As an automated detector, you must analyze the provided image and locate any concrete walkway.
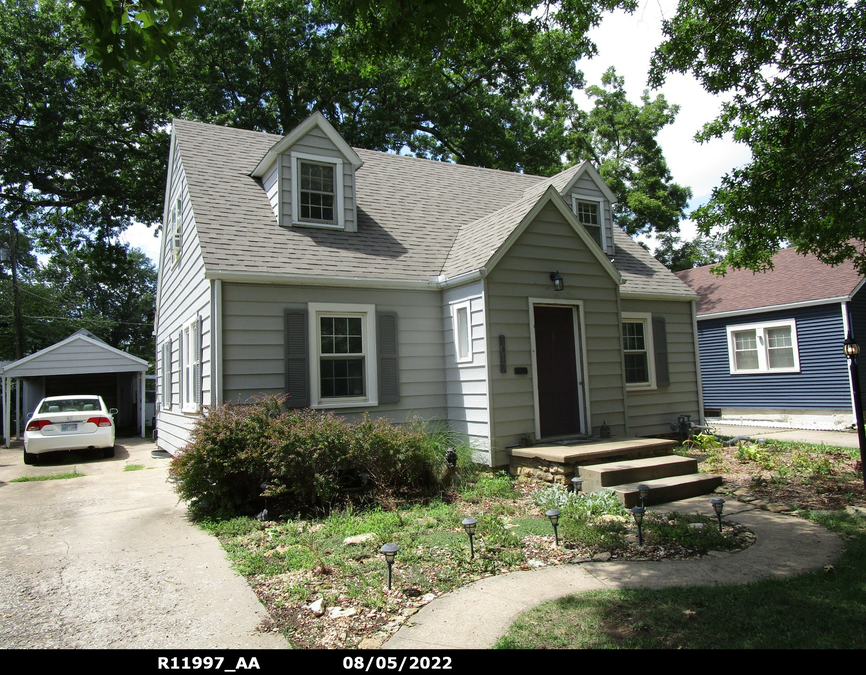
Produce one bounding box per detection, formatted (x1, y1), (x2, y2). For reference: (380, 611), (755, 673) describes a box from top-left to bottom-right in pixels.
(383, 496), (844, 650)
(710, 423), (862, 448)
(0, 437), (288, 649)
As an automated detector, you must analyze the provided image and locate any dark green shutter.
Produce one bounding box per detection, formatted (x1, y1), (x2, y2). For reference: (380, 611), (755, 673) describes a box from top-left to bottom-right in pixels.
(377, 311), (400, 404)
(284, 308), (309, 407)
(653, 315), (670, 388)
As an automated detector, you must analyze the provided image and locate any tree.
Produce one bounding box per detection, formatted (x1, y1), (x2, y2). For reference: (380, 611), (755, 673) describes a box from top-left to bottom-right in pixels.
(566, 67), (692, 237)
(653, 232), (723, 272)
(650, 0), (866, 273)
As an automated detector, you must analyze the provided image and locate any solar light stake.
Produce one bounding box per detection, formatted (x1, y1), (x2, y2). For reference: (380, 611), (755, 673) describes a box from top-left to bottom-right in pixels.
(571, 476), (584, 495)
(462, 517), (478, 559)
(546, 509), (561, 546)
(638, 484), (651, 508)
(631, 506), (645, 546)
(711, 498), (725, 532)
(381, 543), (399, 590)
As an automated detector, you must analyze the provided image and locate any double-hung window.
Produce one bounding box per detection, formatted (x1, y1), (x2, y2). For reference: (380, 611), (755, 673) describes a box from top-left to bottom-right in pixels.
(182, 316), (201, 412)
(309, 303), (377, 407)
(727, 320), (799, 374)
(170, 196), (182, 264)
(622, 313), (656, 389)
(571, 195), (605, 249)
(291, 153), (343, 228)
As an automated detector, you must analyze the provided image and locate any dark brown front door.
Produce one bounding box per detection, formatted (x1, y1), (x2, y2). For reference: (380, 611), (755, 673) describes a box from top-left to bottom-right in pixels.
(534, 305), (581, 437)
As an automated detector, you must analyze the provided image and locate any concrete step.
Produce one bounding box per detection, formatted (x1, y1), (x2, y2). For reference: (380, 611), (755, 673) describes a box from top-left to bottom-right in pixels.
(578, 455), (698, 493)
(611, 473), (724, 508)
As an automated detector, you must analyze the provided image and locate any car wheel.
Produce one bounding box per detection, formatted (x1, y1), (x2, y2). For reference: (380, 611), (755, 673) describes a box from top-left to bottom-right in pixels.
(23, 450), (37, 465)
(103, 446), (116, 458)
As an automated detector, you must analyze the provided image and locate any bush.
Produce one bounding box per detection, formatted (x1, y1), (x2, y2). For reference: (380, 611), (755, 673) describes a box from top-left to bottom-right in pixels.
(169, 397), (451, 518)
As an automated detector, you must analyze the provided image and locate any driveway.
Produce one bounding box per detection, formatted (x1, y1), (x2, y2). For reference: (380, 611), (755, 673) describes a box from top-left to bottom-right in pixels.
(0, 437), (288, 649)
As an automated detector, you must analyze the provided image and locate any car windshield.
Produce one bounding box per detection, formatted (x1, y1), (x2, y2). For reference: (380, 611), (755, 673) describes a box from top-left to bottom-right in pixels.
(38, 398), (101, 414)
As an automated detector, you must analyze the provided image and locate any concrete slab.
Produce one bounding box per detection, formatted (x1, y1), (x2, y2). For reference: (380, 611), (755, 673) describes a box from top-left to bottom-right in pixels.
(0, 437), (288, 649)
(711, 424), (862, 448)
(510, 438), (678, 464)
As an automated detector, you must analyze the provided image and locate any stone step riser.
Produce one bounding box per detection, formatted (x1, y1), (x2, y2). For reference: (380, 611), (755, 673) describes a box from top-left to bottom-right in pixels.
(613, 475), (723, 508)
(579, 456), (699, 493)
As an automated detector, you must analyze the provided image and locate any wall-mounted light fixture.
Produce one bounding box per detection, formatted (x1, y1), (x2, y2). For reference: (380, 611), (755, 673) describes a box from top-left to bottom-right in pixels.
(549, 271), (564, 292)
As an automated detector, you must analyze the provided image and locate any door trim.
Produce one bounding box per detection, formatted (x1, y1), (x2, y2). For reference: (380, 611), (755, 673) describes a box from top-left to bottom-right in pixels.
(528, 298), (591, 440)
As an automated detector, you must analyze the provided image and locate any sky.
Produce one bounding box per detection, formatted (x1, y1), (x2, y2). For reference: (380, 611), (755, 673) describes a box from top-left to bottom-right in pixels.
(121, 0), (753, 266)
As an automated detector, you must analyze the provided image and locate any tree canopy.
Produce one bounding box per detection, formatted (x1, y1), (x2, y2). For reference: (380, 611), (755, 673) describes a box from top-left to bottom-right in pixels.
(650, 0), (866, 273)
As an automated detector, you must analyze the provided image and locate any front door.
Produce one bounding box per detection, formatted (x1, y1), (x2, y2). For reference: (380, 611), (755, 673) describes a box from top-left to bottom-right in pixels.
(534, 305), (582, 438)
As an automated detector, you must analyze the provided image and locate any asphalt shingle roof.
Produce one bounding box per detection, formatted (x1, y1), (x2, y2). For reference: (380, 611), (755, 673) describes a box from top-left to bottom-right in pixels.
(173, 118), (695, 297)
(675, 248), (864, 316)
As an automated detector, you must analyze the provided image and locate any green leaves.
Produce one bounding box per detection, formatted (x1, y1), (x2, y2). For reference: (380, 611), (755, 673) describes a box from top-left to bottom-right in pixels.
(651, 0), (866, 273)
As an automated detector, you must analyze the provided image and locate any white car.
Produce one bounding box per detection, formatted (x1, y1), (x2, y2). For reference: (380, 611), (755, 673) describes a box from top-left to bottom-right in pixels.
(24, 395), (117, 465)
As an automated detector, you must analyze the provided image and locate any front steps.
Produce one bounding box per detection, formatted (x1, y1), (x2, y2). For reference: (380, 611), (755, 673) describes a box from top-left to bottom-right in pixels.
(509, 437), (722, 507)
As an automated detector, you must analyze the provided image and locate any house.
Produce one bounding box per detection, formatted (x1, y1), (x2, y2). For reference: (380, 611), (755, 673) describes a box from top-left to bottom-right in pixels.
(676, 249), (866, 429)
(2, 329), (149, 446)
(154, 112), (702, 467)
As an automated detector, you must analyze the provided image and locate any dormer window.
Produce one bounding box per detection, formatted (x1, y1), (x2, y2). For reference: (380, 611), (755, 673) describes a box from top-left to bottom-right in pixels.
(300, 161), (336, 224)
(573, 198), (603, 249)
(291, 152), (344, 228)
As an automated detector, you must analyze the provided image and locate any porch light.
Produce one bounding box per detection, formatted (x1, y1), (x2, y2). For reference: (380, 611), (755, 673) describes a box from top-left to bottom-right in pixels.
(549, 271), (564, 292)
(631, 506), (645, 546)
(546, 509), (561, 546)
(571, 476), (584, 495)
(462, 517), (478, 559)
(381, 543), (399, 590)
(711, 498), (725, 532)
(638, 484), (651, 507)
(843, 330), (866, 489)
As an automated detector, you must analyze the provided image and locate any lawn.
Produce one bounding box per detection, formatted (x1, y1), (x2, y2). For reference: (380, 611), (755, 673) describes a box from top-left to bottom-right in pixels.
(198, 434), (864, 649)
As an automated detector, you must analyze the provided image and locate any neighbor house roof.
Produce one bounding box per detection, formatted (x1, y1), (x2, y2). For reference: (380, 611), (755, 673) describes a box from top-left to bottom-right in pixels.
(172, 119), (696, 298)
(675, 248), (865, 317)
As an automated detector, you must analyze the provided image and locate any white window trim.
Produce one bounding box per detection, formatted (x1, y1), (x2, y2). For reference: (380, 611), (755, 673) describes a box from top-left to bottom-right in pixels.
(622, 312), (656, 390)
(291, 151), (344, 229)
(182, 316), (200, 413)
(571, 192), (607, 252)
(308, 303), (378, 408)
(452, 300), (473, 364)
(726, 319), (801, 374)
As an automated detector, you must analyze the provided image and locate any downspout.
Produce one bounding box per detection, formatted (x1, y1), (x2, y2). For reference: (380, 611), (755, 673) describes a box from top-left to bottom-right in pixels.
(692, 299), (706, 424)
(212, 279), (223, 407)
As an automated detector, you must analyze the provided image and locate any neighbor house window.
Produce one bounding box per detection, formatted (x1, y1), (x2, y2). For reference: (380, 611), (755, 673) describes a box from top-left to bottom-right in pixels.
(453, 301), (472, 363)
(622, 313), (656, 389)
(571, 195), (605, 249)
(291, 154), (343, 228)
(309, 303), (377, 407)
(726, 320), (800, 374)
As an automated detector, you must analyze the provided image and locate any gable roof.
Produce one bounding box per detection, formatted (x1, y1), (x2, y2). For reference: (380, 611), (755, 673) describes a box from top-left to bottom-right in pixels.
(2, 332), (148, 378)
(171, 118), (695, 298)
(675, 248), (865, 317)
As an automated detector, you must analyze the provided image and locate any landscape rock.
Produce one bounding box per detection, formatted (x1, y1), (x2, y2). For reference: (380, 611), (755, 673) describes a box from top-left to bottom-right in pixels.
(343, 533), (377, 546)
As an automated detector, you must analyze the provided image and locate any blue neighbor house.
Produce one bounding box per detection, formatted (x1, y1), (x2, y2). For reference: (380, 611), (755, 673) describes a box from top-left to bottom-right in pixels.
(676, 248), (866, 430)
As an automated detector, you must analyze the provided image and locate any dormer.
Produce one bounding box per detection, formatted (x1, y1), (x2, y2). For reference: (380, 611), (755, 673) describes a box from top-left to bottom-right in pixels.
(251, 111), (364, 232)
(559, 162), (617, 257)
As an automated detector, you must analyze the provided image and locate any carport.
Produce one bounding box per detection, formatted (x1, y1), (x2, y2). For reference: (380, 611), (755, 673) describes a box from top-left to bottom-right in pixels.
(2, 329), (149, 447)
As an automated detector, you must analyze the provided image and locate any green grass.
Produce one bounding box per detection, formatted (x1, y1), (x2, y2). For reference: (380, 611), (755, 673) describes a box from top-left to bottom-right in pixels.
(124, 464), (145, 472)
(494, 511), (866, 649)
(10, 469), (84, 482)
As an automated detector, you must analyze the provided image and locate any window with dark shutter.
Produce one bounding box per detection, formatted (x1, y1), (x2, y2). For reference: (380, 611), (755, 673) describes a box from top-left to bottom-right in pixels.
(377, 312), (399, 404)
(284, 308), (310, 407)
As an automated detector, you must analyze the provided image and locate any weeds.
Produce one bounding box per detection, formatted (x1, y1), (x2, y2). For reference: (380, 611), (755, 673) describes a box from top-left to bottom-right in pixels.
(10, 469), (84, 482)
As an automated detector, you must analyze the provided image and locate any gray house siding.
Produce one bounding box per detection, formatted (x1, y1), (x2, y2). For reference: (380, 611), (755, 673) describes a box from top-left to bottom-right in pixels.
(155, 138), (213, 454)
(443, 280), (490, 454)
(221, 282), (446, 422)
(699, 303), (851, 410)
(485, 201), (624, 466)
(620, 298), (701, 435)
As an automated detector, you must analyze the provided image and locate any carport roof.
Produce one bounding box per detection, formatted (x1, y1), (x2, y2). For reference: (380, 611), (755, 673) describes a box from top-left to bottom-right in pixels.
(1, 331), (148, 378)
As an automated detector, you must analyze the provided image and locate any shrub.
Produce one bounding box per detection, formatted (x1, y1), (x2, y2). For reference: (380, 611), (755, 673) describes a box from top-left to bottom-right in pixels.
(169, 397), (451, 518)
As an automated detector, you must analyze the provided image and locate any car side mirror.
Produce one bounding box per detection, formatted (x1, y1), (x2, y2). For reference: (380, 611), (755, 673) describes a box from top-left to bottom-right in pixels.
(109, 408), (118, 415)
